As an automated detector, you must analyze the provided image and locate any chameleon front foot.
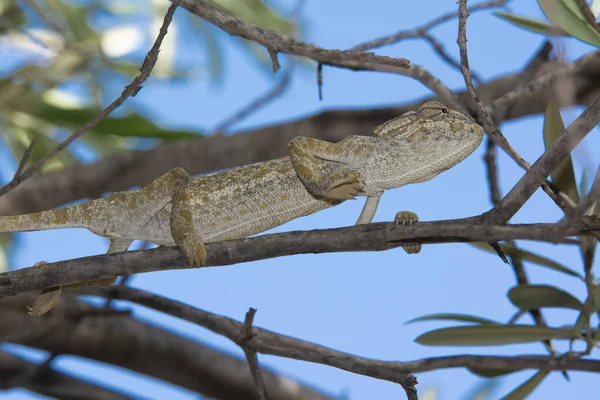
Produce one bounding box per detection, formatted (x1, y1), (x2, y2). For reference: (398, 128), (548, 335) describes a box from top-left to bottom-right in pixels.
(394, 211), (422, 254)
(326, 170), (367, 200)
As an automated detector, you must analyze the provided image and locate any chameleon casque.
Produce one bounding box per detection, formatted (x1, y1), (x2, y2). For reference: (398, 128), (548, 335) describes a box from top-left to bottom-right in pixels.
(0, 101), (484, 316)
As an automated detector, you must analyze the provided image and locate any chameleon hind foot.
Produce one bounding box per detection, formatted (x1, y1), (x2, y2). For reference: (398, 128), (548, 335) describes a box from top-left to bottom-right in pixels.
(168, 168), (207, 266)
(394, 211), (422, 254)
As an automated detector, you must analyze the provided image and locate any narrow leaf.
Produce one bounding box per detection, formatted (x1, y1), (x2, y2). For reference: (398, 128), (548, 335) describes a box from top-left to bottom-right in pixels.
(470, 242), (582, 279)
(406, 313), (498, 325)
(543, 100), (580, 202)
(32, 104), (202, 140)
(468, 367), (519, 378)
(501, 370), (550, 400)
(416, 325), (577, 346)
(495, 12), (566, 35)
(539, 0), (600, 46)
(509, 284), (585, 311)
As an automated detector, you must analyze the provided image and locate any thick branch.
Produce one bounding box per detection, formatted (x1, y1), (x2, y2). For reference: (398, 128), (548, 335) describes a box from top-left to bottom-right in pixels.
(0, 294), (334, 400)
(0, 350), (135, 400)
(1, 217), (599, 298)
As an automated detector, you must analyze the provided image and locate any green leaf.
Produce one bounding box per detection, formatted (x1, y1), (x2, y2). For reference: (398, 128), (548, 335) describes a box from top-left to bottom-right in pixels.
(495, 12), (566, 35)
(500, 370), (550, 400)
(543, 100), (580, 202)
(32, 104), (202, 140)
(508, 284), (585, 311)
(416, 325), (577, 346)
(538, 0), (600, 46)
(209, 0), (294, 33)
(470, 242), (583, 279)
(468, 367), (519, 378)
(406, 313), (498, 325)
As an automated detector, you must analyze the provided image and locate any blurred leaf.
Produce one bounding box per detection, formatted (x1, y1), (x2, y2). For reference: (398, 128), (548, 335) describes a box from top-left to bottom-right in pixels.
(538, 0), (600, 46)
(210, 0), (294, 33)
(416, 325), (577, 346)
(470, 242), (583, 279)
(32, 104), (202, 140)
(543, 100), (580, 202)
(495, 12), (566, 35)
(508, 284), (585, 311)
(0, 0), (25, 34)
(593, 0), (600, 17)
(5, 121), (78, 170)
(407, 313), (498, 325)
(500, 370), (550, 400)
(188, 15), (224, 80)
(0, 233), (12, 273)
(463, 379), (501, 400)
(468, 367), (520, 378)
(46, 0), (97, 41)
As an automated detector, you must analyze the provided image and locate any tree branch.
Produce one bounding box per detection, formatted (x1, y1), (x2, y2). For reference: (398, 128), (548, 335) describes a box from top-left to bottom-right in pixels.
(73, 286), (600, 382)
(488, 96), (600, 223)
(0, 294), (334, 400)
(1, 217), (599, 299)
(0, 350), (135, 400)
(178, 0), (409, 71)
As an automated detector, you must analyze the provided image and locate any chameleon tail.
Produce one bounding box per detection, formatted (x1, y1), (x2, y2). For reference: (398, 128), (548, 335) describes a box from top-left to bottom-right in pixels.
(0, 202), (95, 233)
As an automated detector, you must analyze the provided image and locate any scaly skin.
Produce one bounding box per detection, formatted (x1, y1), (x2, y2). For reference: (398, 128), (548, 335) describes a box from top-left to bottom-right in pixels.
(0, 101), (484, 315)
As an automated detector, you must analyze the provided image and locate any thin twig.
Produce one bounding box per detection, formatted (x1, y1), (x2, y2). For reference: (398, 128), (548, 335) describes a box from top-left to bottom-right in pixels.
(352, 0), (510, 51)
(422, 32), (482, 84)
(179, 0), (409, 71)
(557, 167), (600, 233)
(237, 308), (267, 400)
(21, 0), (67, 35)
(488, 97), (600, 223)
(212, 0), (305, 134)
(457, 0), (574, 216)
(12, 137), (38, 180)
(0, 1), (181, 196)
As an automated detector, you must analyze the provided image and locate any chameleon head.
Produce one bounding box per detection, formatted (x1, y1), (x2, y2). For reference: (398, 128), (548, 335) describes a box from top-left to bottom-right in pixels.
(372, 100), (485, 186)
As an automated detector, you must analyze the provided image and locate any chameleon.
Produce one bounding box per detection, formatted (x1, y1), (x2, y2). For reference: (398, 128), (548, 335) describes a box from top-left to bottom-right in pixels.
(0, 101), (484, 316)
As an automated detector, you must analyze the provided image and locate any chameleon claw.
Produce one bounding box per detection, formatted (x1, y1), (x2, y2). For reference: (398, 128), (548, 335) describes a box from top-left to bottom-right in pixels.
(394, 211), (422, 254)
(27, 285), (61, 317)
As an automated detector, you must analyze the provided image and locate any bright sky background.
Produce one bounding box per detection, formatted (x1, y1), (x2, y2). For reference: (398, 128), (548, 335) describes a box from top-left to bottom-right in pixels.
(1, 0), (600, 399)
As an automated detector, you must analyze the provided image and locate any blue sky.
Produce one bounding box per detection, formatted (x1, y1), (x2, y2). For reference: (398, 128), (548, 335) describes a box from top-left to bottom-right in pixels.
(1, 0), (600, 399)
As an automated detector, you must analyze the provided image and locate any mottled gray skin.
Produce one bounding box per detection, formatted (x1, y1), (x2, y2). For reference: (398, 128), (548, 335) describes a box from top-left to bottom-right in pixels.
(0, 101), (484, 315)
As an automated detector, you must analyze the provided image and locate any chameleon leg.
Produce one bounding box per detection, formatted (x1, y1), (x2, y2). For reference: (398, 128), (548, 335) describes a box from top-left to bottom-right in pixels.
(355, 195), (382, 225)
(27, 238), (133, 316)
(394, 211), (422, 254)
(167, 168), (206, 266)
(288, 136), (372, 200)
